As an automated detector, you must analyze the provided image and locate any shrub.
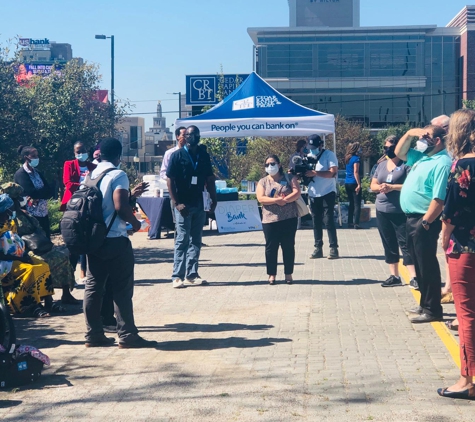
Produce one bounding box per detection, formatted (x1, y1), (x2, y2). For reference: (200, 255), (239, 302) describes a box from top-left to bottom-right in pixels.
(47, 200), (62, 234)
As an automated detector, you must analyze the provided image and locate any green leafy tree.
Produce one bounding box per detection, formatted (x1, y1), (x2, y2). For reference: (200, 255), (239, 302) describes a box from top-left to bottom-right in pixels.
(0, 43), (130, 186)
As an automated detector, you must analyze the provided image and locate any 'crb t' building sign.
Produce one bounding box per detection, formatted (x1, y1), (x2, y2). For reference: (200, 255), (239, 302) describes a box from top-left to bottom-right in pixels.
(186, 74), (249, 106)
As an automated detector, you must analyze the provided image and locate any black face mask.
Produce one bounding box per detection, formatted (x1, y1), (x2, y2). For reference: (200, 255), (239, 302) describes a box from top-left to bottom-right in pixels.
(384, 146), (396, 159)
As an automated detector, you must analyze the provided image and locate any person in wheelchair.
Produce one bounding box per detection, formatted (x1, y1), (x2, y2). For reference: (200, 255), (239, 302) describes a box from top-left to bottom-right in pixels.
(0, 194), (54, 318)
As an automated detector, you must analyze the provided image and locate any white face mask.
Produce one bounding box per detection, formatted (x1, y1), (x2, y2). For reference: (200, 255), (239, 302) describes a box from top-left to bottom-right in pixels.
(19, 197), (27, 207)
(265, 164), (280, 176)
(416, 139), (429, 153)
(76, 153), (89, 162)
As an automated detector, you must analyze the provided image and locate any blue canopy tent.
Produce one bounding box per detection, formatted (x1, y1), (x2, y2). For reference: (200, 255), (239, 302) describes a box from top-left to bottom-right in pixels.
(175, 72), (336, 150)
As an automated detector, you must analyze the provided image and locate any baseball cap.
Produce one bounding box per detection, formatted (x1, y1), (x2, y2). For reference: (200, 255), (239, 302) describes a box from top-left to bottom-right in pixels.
(307, 134), (322, 148)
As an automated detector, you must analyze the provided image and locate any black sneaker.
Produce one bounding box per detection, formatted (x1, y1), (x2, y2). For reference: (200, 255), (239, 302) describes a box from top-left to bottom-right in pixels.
(310, 248), (323, 259)
(118, 336), (158, 349)
(381, 275), (403, 287)
(327, 248), (339, 259)
(85, 336), (116, 348)
(409, 278), (419, 290)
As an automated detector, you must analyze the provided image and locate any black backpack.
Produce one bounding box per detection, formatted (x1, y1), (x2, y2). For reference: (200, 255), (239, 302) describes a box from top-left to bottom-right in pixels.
(60, 168), (117, 255)
(0, 348), (45, 388)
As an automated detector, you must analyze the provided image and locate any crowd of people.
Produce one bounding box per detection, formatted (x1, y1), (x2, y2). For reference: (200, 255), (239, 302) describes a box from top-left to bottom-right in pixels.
(0, 112), (474, 399)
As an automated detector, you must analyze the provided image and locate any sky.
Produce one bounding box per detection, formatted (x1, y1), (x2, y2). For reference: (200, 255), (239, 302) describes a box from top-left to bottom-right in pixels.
(0, 0), (472, 130)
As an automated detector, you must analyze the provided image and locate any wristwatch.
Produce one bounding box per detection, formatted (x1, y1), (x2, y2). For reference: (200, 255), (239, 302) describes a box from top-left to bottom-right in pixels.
(422, 219), (429, 228)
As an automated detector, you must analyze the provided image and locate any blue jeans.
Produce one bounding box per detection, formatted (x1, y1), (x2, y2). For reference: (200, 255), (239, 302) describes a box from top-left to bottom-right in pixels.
(172, 206), (206, 280)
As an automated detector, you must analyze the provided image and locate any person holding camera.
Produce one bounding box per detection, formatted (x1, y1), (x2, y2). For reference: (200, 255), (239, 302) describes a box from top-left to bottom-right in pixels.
(305, 135), (339, 260)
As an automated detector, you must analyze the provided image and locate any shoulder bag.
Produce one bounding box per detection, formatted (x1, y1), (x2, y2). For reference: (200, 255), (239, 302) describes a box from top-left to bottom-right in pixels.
(285, 174), (309, 218)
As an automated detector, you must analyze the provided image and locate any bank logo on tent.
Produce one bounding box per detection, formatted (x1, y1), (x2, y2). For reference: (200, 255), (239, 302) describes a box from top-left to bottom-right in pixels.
(256, 96), (281, 108)
(232, 96), (255, 111)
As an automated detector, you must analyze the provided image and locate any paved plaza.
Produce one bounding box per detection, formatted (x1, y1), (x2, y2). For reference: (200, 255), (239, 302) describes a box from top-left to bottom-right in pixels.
(0, 216), (472, 421)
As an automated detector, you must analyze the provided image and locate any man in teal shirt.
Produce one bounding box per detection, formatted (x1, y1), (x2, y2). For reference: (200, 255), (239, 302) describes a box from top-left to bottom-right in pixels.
(396, 125), (451, 323)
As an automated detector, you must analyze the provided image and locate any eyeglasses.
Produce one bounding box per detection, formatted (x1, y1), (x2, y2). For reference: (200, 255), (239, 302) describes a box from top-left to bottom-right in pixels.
(265, 163), (277, 167)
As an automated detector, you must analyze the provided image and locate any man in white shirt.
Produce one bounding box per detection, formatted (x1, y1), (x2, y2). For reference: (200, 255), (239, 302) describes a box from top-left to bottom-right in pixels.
(160, 127), (186, 180)
(84, 138), (157, 349)
(305, 134), (340, 260)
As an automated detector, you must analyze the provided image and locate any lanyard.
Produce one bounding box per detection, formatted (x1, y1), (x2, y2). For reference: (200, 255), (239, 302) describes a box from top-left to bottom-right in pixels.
(184, 146), (199, 171)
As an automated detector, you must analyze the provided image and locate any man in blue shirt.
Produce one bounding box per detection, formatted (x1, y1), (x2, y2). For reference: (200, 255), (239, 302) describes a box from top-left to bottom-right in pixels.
(396, 125), (452, 323)
(167, 126), (217, 288)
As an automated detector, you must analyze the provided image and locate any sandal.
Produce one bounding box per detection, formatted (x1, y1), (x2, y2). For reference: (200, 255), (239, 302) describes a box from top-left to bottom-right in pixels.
(268, 277), (276, 285)
(31, 305), (51, 318)
(441, 292), (454, 304)
(445, 320), (459, 331)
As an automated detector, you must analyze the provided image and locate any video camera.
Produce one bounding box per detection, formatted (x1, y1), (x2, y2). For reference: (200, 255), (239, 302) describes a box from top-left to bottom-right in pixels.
(290, 155), (319, 186)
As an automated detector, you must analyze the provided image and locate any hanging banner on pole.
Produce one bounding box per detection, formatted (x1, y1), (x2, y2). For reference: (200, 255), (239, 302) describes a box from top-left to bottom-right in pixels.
(214, 200), (262, 233)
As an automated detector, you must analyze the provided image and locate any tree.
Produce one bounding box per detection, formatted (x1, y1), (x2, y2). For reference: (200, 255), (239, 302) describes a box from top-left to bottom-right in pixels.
(0, 44), (129, 185)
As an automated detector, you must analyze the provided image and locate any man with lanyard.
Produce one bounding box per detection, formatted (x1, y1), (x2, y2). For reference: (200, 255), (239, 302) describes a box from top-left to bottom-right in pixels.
(305, 134), (340, 260)
(396, 125), (452, 323)
(160, 126), (186, 225)
(166, 125), (217, 289)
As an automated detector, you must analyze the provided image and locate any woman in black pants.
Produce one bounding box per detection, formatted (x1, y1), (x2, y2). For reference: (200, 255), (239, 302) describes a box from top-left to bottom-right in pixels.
(256, 155), (301, 285)
(14, 145), (53, 239)
(344, 142), (362, 229)
(370, 135), (417, 287)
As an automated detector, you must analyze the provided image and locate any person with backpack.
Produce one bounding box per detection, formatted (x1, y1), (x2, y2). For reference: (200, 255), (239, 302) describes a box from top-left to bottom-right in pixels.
(75, 138), (157, 348)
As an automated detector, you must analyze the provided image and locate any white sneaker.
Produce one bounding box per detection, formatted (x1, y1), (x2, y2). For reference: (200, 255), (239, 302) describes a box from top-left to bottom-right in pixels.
(172, 278), (185, 289)
(185, 277), (208, 286)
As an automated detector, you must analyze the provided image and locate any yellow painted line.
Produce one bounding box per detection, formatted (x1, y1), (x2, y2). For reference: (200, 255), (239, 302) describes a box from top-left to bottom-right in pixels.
(398, 261), (461, 368)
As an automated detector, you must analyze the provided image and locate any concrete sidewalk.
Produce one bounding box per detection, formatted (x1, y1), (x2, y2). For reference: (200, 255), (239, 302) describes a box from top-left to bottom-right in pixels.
(0, 222), (471, 421)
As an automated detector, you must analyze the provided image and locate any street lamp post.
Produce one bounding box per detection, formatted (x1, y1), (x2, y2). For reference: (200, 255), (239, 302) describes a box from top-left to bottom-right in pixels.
(95, 34), (115, 135)
(168, 91), (182, 119)
(133, 154), (140, 177)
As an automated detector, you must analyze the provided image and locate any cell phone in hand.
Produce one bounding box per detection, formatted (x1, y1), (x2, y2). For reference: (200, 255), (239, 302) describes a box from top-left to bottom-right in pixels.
(270, 188), (276, 197)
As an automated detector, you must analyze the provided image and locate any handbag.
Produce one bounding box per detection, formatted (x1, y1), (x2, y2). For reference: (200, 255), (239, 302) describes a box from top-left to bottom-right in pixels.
(295, 196), (309, 218)
(22, 230), (53, 255)
(285, 174), (309, 218)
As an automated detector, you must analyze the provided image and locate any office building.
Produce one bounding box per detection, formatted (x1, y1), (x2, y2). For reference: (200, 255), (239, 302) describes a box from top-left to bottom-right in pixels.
(288, 0), (360, 28)
(248, 4), (475, 127)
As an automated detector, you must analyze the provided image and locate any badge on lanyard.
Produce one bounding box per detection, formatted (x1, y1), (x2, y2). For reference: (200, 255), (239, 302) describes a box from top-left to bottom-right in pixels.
(386, 174), (393, 183)
(191, 176), (198, 185)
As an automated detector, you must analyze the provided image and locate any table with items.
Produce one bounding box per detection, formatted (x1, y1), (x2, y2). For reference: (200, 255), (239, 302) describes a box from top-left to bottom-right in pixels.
(136, 197), (174, 239)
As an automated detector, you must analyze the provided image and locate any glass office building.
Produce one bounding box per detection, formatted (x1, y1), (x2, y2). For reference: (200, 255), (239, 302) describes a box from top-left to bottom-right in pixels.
(248, 6), (475, 127)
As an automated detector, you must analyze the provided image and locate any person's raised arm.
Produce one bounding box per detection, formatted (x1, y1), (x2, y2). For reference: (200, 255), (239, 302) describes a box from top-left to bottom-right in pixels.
(395, 128), (428, 161)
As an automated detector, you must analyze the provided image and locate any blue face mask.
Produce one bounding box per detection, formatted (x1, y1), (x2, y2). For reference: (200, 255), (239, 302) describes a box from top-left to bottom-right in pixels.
(9, 211), (16, 221)
(29, 158), (39, 167)
(76, 153), (89, 162)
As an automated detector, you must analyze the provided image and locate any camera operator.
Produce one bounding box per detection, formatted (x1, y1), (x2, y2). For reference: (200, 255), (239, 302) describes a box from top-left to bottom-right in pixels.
(305, 135), (340, 260)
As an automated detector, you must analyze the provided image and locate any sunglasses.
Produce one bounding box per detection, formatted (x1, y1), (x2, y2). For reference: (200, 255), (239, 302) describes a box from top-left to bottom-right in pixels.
(265, 162), (278, 167)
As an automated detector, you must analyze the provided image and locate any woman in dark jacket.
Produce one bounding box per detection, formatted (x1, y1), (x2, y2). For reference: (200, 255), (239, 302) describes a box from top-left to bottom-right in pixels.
(14, 145), (53, 239)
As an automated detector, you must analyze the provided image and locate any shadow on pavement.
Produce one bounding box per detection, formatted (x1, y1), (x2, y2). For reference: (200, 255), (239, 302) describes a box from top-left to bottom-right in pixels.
(343, 255), (385, 261)
(134, 248), (174, 265)
(0, 401), (22, 409)
(208, 278), (380, 286)
(138, 323), (274, 333)
(13, 322), (85, 349)
(134, 278), (170, 286)
(17, 373), (73, 391)
(200, 262), (303, 268)
(155, 336), (291, 351)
